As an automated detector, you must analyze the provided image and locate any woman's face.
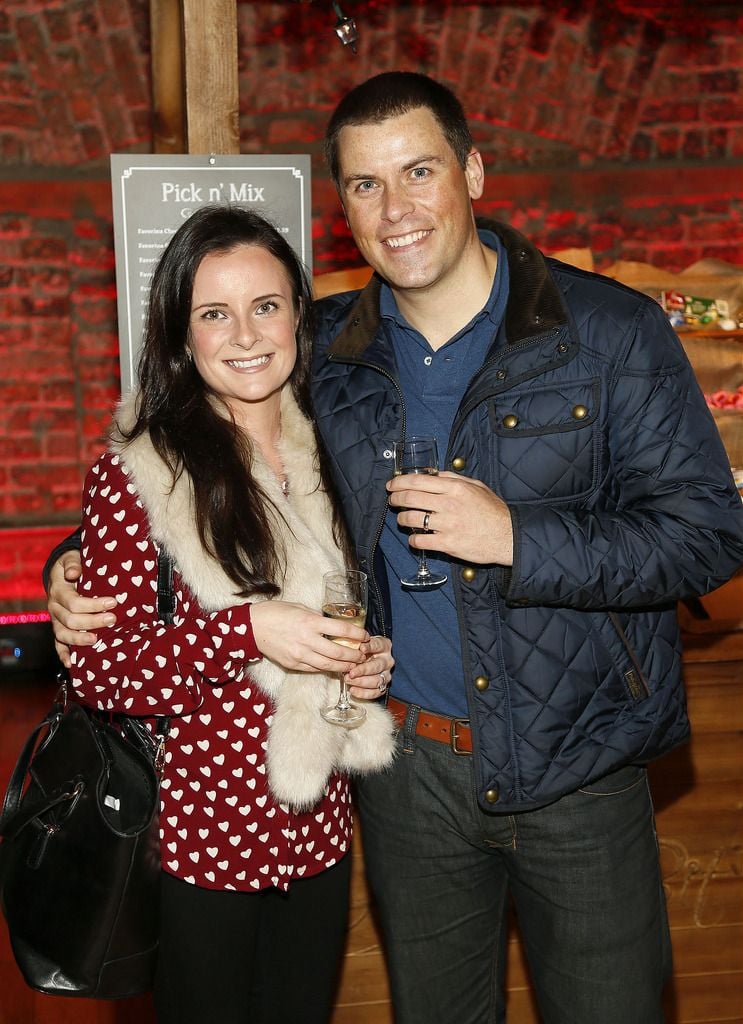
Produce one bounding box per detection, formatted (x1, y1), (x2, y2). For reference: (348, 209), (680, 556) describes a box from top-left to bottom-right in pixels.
(188, 243), (299, 427)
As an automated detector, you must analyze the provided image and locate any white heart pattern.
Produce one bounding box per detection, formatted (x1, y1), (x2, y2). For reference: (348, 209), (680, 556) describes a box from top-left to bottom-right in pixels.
(72, 449), (352, 894)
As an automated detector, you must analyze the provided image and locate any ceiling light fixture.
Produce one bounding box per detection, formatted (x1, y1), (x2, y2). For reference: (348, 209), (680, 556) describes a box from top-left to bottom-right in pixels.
(332, 2), (358, 52)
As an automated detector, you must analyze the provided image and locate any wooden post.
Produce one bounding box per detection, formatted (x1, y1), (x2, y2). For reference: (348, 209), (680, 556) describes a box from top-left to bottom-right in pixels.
(150, 0), (185, 154)
(150, 0), (239, 156)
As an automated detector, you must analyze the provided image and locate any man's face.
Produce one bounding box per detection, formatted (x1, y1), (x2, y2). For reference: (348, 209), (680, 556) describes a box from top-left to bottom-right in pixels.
(336, 106), (484, 296)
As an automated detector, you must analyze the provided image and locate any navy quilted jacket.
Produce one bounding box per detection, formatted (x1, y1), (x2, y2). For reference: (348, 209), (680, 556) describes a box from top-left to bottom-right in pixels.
(312, 221), (743, 813)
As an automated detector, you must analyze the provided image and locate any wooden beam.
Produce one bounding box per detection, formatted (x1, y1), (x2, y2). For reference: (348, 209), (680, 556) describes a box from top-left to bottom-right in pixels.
(182, 0), (240, 155)
(150, 0), (186, 154)
(150, 0), (239, 156)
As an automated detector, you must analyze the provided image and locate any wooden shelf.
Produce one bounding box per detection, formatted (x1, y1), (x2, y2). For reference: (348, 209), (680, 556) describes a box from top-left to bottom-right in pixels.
(674, 328), (743, 466)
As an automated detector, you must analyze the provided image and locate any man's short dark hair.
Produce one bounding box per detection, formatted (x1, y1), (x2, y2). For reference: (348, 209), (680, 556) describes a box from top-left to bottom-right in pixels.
(324, 71), (474, 187)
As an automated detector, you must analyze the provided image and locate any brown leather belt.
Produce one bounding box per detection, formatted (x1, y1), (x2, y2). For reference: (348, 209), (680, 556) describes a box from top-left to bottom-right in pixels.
(387, 696), (472, 755)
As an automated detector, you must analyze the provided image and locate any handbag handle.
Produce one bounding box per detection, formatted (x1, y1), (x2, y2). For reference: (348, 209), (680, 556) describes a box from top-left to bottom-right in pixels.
(1, 550), (175, 834)
(0, 690), (65, 832)
(1, 778), (84, 842)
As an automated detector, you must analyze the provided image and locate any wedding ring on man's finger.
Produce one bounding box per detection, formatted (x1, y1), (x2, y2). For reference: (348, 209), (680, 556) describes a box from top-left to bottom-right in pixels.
(378, 673), (387, 692)
(422, 512), (431, 531)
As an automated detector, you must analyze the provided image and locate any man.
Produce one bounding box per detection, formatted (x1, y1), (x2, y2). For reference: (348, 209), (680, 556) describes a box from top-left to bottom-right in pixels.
(47, 73), (743, 1023)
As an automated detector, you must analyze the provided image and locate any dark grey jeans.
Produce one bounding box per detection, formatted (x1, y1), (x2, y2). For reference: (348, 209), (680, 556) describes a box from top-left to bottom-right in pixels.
(356, 718), (671, 1024)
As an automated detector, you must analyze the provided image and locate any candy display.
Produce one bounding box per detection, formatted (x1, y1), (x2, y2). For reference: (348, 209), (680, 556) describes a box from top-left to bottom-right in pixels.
(658, 290), (732, 327)
(706, 386), (743, 411)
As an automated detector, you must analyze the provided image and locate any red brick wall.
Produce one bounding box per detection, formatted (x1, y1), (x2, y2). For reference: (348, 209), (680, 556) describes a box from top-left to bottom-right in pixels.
(1, 0), (742, 606)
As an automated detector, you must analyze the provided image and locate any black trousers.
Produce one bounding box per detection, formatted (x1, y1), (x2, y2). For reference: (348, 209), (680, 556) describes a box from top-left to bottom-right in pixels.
(154, 855), (351, 1024)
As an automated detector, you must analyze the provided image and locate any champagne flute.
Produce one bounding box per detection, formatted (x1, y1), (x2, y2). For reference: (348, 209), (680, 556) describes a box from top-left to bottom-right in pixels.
(320, 569), (368, 727)
(393, 436), (448, 589)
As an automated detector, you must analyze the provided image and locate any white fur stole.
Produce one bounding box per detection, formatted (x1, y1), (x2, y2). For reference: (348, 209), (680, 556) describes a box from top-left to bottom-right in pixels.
(111, 387), (396, 810)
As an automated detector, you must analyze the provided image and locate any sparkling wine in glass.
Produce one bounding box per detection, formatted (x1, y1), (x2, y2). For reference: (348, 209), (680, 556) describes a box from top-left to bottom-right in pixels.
(393, 436), (448, 590)
(320, 570), (368, 727)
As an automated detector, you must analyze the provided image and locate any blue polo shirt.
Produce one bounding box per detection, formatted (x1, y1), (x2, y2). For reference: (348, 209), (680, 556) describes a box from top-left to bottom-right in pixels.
(379, 230), (509, 717)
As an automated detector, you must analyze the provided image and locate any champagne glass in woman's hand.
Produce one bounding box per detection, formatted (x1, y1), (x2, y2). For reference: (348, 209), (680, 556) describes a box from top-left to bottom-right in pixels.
(393, 437), (448, 589)
(320, 570), (368, 727)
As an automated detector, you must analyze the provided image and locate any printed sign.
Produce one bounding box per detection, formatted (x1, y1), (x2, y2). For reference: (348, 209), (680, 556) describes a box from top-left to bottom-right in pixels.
(111, 154), (312, 393)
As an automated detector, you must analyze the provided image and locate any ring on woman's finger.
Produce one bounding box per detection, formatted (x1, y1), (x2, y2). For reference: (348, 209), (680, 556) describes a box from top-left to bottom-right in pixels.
(422, 511), (431, 531)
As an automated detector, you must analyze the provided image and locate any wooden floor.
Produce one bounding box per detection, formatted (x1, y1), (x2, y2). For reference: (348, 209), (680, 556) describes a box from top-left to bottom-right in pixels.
(1, 593), (742, 1023)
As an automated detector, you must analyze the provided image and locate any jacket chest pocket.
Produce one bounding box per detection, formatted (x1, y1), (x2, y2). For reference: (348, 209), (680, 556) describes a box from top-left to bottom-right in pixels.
(488, 379), (601, 503)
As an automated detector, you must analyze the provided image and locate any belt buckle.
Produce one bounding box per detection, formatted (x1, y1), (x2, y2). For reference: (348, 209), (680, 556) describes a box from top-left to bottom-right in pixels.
(450, 718), (470, 756)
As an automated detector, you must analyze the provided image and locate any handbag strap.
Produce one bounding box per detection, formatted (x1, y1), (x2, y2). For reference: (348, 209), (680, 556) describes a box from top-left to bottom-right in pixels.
(1, 777), (84, 841)
(0, 685), (66, 831)
(154, 550), (174, 760)
(157, 550), (175, 624)
(1, 554), (175, 833)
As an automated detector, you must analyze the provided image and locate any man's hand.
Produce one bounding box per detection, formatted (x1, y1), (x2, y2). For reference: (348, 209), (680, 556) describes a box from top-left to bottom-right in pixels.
(387, 470), (514, 566)
(48, 550), (118, 666)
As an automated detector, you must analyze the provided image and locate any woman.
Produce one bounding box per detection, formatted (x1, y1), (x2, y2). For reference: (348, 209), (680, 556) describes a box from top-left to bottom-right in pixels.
(69, 206), (396, 1024)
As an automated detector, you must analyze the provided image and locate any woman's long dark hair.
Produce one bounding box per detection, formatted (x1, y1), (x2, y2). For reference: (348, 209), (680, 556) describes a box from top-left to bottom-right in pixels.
(122, 204), (348, 597)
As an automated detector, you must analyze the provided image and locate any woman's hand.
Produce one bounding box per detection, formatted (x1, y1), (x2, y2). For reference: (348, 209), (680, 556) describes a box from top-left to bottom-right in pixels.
(345, 635), (394, 700)
(48, 551), (118, 666)
(250, 600), (369, 675)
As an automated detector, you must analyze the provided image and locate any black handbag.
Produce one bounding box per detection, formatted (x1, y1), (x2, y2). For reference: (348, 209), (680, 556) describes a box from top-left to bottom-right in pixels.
(0, 553), (175, 999)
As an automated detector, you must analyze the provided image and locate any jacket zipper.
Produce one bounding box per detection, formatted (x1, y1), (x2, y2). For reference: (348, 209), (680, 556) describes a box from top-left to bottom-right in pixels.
(453, 327), (565, 428)
(327, 353), (407, 638)
(607, 611), (651, 700)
